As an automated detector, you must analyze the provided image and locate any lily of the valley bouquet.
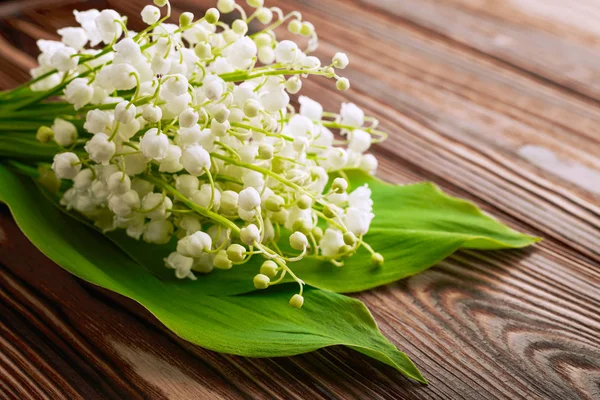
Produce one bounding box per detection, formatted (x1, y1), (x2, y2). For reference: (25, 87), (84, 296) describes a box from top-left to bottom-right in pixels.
(0, 0), (538, 383)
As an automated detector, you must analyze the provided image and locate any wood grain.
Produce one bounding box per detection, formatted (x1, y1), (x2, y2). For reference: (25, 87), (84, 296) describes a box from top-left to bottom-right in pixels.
(0, 0), (599, 399)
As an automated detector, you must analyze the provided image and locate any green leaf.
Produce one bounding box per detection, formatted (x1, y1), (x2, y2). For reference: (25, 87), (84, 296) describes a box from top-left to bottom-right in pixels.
(0, 165), (426, 383)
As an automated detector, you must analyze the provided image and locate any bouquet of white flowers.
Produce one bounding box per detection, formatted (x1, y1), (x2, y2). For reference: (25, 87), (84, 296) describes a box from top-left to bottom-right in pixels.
(0, 0), (538, 383)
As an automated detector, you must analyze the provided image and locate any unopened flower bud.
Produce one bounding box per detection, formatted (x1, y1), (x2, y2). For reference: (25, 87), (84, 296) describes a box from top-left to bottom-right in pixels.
(254, 33), (271, 47)
(371, 252), (384, 267)
(213, 249), (232, 269)
(253, 273), (270, 289)
(343, 231), (357, 245)
(232, 20), (247, 35)
(289, 294), (304, 308)
(292, 219), (311, 235)
(239, 187), (261, 211)
(204, 8), (220, 24)
(256, 7), (273, 24)
(300, 22), (314, 36)
(255, 143), (273, 160)
(220, 190), (238, 212)
(296, 194), (312, 210)
(36, 126), (54, 143)
(290, 231), (308, 250)
(260, 260), (278, 278)
(332, 177), (348, 193)
(240, 224), (260, 245)
(243, 99), (261, 118)
(179, 11), (194, 27)
(217, 0), (235, 13)
(154, 0), (168, 6)
(332, 52), (349, 69)
(227, 243), (246, 262)
(285, 76), (302, 94)
(247, 0), (263, 7)
(323, 205), (337, 218)
(312, 226), (323, 241)
(288, 19), (302, 34)
(336, 77), (350, 91)
(258, 46), (275, 64)
(194, 42), (212, 59)
(265, 195), (284, 212)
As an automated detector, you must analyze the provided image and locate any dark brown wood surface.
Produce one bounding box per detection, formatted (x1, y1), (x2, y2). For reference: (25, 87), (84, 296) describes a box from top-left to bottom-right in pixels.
(1, 0), (599, 399)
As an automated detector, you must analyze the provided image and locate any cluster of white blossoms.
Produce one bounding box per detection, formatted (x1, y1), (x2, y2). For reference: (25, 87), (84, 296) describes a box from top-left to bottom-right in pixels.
(37, 0), (388, 307)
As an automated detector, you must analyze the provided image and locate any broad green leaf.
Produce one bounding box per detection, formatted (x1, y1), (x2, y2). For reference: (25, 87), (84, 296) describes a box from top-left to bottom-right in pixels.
(0, 165), (426, 383)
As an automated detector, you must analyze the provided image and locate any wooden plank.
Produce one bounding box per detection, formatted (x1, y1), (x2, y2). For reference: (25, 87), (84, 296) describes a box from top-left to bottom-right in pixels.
(0, 0), (599, 399)
(359, 0), (600, 102)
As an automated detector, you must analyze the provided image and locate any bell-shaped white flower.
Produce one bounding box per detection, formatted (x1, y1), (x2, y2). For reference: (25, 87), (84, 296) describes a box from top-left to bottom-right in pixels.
(107, 171), (131, 195)
(165, 252), (195, 279)
(64, 78), (93, 110)
(290, 231), (309, 250)
(72, 168), (94, 191)
(274, 40), (299, 64)
(51, 47), (77, 72)
(175, 174), (199, 197)
(348, 129), (371, 153)
(95, 9), (123, 44)
(108, 189), (140, 217)
(332, 52), (349, 69)
(141, 5), (161, 25)
(52, 152), (81, 179)
(84, 109), (112, 134)
(179, 108), (199, 128)
(359, 154), (378, 174)
(299, 96), (323, 121)
(340, 102), (364, 127)
(240, 224), (260, 245)
(177, 231), (212, 257)
(141, 192), (173, 220)
(84, 133), (115, 164)
(140, 128), (170, 161)
(52, 118), (78, 147)
(142, 104), (163, 123)
(143, 220), (173, 244)
(159, 144), (184, 173)
(238, 187), (261, 211)
(181, 144), (211, 176)
(191, 184), (221, 210)
(165, 74), (189, 96)
(114, 101), (136, 124)
(114, 37), (142, 64)
(57, 27), (88, 50)
(320, 228), (344, 257)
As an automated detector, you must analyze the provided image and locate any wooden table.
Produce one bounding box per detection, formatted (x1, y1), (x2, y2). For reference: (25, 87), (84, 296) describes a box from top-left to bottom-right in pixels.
(1, 0), (599, 398)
